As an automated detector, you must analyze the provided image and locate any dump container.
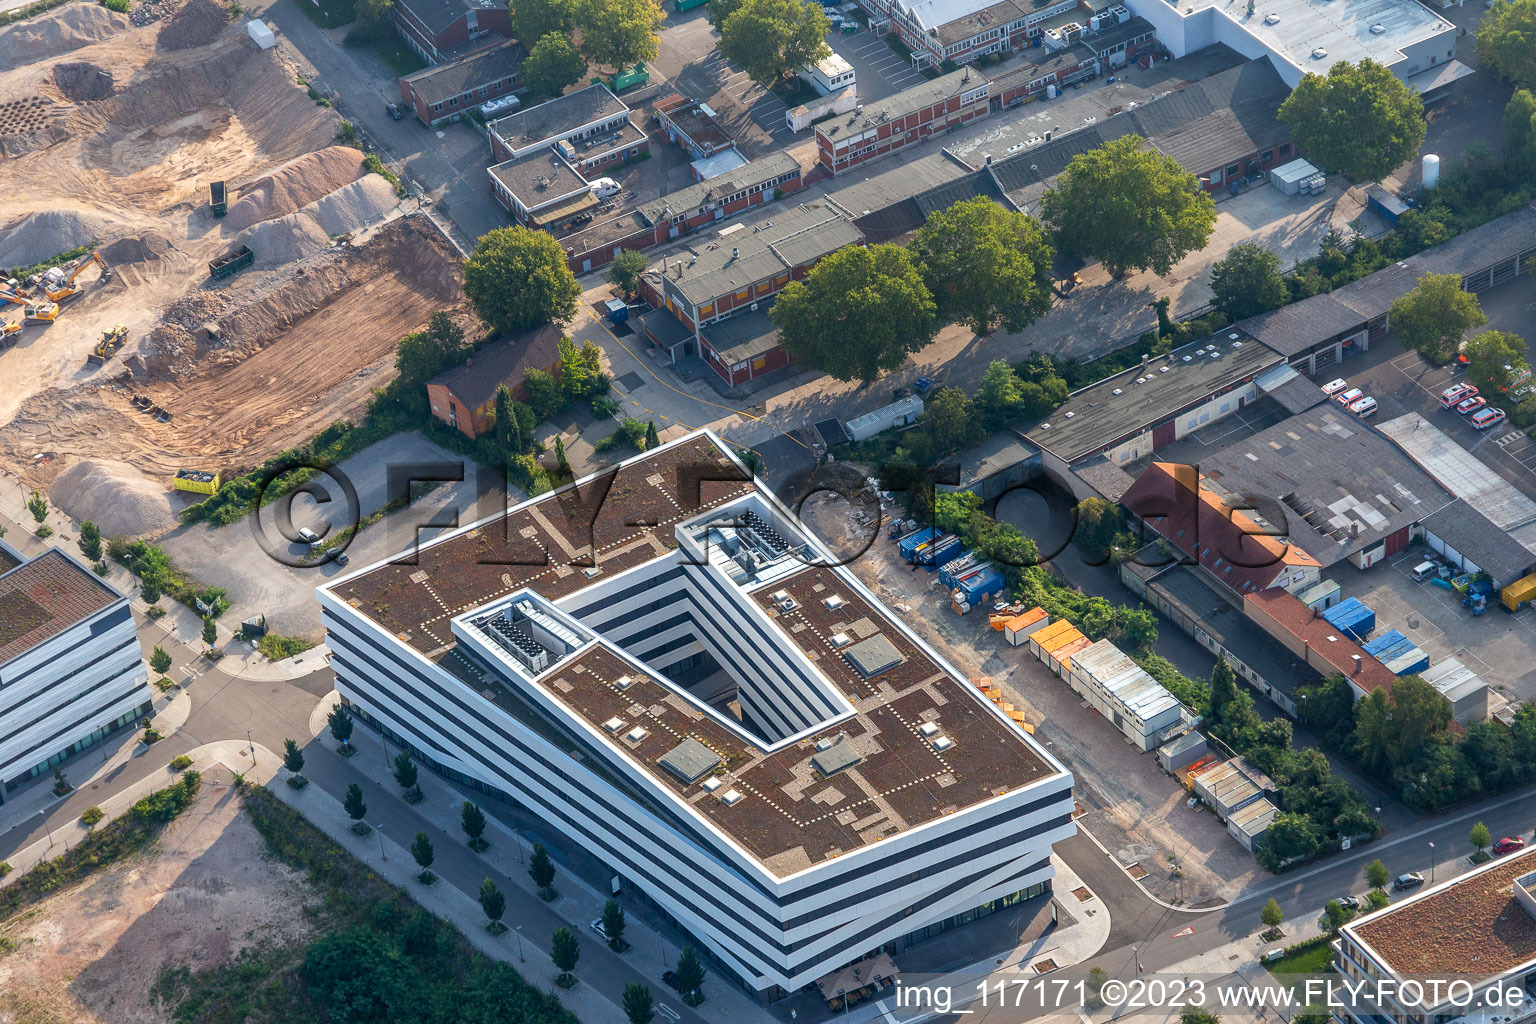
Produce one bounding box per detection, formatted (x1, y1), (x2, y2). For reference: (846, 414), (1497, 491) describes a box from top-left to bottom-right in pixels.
(210, 180), (227, 217)
(1503, 572), (1536, 612)
(172, 468), (221, 495)
(209, 245), (254, 279)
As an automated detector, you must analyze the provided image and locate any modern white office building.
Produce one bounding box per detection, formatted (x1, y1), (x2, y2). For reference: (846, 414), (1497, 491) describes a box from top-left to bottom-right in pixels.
(0, 543), (152, 802)
(1336, 845), (1536, 1024)
(319, 430), (1075, 998)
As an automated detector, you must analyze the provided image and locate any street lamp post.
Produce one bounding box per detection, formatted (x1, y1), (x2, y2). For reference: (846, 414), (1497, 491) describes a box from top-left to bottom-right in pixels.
(247, 729), (256, 768)
(38, 809), (55, 849)
(1132, 945), (1142, 975)
(1429, 841), (1436, 883)
(515, 924), (525, 963)
(375, 823), (387, 861)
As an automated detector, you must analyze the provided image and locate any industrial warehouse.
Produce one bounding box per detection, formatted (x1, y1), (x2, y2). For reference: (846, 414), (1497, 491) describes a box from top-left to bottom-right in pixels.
(318, 431), (1075, 997)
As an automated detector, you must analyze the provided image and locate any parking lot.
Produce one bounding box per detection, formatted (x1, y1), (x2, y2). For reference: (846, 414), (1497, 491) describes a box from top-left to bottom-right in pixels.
(832, 29), (927, 100)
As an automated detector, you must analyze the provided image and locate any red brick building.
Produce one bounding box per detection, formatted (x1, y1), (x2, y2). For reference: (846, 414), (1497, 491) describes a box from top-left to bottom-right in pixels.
(426, 325), (564, 439)
(399, 38), (526, 126)
(391, 0), (510, 64)
(815, 67), (991, 175)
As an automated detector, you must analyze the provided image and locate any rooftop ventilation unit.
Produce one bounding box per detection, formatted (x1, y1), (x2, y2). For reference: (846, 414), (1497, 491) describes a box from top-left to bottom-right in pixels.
(932, 735), (954, 751)
(918, 721), (940, 737)
(1369, 23), (1385, 32)
(1063, 411), (1075, 418)
(815, 737), (835, 751)
(625, 726), (649, 743)
(1228, 333), (1240, 340)
(824, 595), (845, 610)
(701, 775), (723, 791)
(719, 789), (744, 805)
(831, 632), (852, 649)
(603, 717), (625, 732)
(1264, 12), (1279, 22)
(615, 675), (633, 690)
(1112, 388), (1123, 396)
(1183, 355), (1193, 362)
(1159, 366), (1169, 373)
(1312, 47), (1327, 58)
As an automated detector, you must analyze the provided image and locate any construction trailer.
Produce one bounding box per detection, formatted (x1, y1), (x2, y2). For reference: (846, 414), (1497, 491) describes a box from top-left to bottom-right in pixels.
(1384, 646), (1430, 677)
(952, 563), (1006, 607)
(1064, 638), (1181, 751)
(1361, 630), (1407, 657)
(1003, 607), (1049, 647)
(1421, 658), (1491, 725)
(939, 552), (979, 586)
(897, 526), (940, 561)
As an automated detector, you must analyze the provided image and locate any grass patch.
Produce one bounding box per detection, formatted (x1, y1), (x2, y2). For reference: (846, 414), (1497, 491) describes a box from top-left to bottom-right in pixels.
(257, 633), (315, 661)
(292, 0), (356, 29)
(108, 537), (229, 618)
(152, 787), (578, 1024)
(372, 35), (427, 76)
(1267, 939), (1336, 991)
(0, 774), (200, 923)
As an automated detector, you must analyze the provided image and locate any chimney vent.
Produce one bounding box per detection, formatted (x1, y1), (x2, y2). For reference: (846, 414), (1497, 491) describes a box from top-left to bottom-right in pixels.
(731, 247), (739, 259)
(1351, 654), (1362, 674)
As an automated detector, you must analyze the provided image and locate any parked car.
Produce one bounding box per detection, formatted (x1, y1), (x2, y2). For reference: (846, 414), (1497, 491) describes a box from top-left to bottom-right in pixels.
(1394, 872), (1425, 891)
(590, 917), (611, 941)
(1440, 382), (1473, 407)
(1472, 407), (1508, 430)
(334, 550), (350, 567)
(1457, 394), (1487, 414)
(589, 177), (622, 199)
(1335, 894), (1361, 910)
(1321, 377), (1350, 397)
(1495, 836), (1527, 855)
(1334, 387), (1364, 407)
(1348, 396), (1378, 418)
(296, 527), (321, 547)
(662, 970), (684, 992)
(386, 101), (405, 120)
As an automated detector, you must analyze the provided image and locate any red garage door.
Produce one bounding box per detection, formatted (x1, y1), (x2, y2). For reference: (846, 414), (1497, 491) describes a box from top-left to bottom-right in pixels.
(1384, 526), (1410, 557)
(1152, 420), (1176, 449)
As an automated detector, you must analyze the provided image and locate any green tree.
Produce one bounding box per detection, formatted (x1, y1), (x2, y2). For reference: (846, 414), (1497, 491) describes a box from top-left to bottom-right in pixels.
(1476, 0), (1536, 90)
(328, 704), (355, 752)
(974, 360), (1027, 430)
(395, 311), (468, 396)
(623, 982), (655, 1024)
(1365, 889), (1390, 910)
(495, 384), (524, 459)
(1365, 858), (1389, 891)
(557, 335), (607, 400)
(201, 616), (218, 648)
(523, 367), (565, 422)
(718, 0), (830, 86)
(644, 420), (660, 449)
(78, 520), (103, 562)
(140, 575), (161, 606)
(554, 435), (571, 477)
(550, 926), (580, 985)
(1074, 497), (1126, 560)
(1388, 272), (1488, 363)
(1471, 820), (1492, 856)
(349, 0), (394, 41)
(479, 877), (506, 927)
(609, 248), (650, 298)
(1389, 675), (1455, 764)
(1208, 656), (1239, 731)
(1086, 966), (1109, 1009)
(462, 801), (488, 849)
(26, 489), (46, 524)
(706, 0), (742, 23)
(529, 842), (558, 897)
(675, 944), (706, 1004)
(343, 782), (368, 824)
(1353, 689), (1394, 775)
(1259, 812), (1321, 871)
(522, 31), (588, 99)
(911, 197), (1055, 334)
(392, 751), (420, 797)
(1278, 59), (1426, 181)
(301, 928), (404, 1023)
(150, 645), (173, 675)
(1505, 90), (1536, 171)
(601, 898), (626, 948)
(464, 227), (582, 334)
(512, 0), (577, 45)
(1180, 1011), (1221, 1024)
(1260, 897), (1284, 931)
(411, 831), (435, 880)
(283, 738), (305, 776)
(771, 243), (937, 382)
(576, 0), (665, 71)
(1208, 243), (1287, 320)
(1322, 898), (1357, 936)
(1462, 329), (1528, 393)
(1039, 135), (1216, 278)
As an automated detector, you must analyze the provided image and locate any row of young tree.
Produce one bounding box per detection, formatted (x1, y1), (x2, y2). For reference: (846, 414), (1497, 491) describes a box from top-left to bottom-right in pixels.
(295, 707), (708, 1016)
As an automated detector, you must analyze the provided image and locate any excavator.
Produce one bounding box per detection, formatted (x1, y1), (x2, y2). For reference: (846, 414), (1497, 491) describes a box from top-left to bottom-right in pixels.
(42, 251), (111, 304)
(87, 324), (128, 367)
(23, 301), (59, 324)
(2, 282), (33, 347)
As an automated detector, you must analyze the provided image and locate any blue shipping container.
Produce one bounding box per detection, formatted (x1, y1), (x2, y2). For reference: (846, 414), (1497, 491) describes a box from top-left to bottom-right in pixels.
(1376, 639), (1417, 665)
(1322, 597), (1375, 641)
(1385, 647), (1429, 676)
(957, 566), (1005, 601)
(898, 527), (939, 560)
(1361, 630), (1406, 657)
(921, 535), (962, 569)
(939, 552), (975, 586)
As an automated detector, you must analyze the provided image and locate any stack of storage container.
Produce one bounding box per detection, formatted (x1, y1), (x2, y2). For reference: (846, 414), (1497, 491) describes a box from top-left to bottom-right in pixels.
(1002, 607), (1049, 647)
(1029, 620), (1089, 675)
(1360, 628), (1428, 676)
(1064, 639), (1182, 751)
(950, 563), (1005, 613)
(1321, 597), (1375, 643)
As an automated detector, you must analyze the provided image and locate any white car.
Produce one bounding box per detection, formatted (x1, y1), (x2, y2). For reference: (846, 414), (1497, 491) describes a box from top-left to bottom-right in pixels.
(589, 177), (621, 200)
(295, 527), (322, 547)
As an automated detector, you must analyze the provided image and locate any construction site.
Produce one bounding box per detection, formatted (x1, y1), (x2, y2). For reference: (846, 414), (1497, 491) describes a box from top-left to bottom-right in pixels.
(0, 0), (469, 537)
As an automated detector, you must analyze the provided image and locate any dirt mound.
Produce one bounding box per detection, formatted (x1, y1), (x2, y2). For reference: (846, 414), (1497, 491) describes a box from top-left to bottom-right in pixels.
(49, 458), (179, 537)
(0, 208), (128, 269)
(100, 230), (173, 265)
(223, 146), (368, 232)
(53, 60), (115, 101)
(238, 175), (400, 264)
(157, 0), (229, 50)
(0, 2), (128, 66)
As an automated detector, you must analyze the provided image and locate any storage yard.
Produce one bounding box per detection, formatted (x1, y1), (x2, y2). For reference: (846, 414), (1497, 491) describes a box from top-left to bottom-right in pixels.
(0, 1), (465, 530)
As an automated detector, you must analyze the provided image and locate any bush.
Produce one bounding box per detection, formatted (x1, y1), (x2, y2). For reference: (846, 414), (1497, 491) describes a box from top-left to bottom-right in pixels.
(154, 677), (177, 692)
(258, 633), (315, 661)
(363, 153), (405, 197)
(100, 0), (129, 10)
(80, 806), (105, 827)
(169, 755), (193, 772)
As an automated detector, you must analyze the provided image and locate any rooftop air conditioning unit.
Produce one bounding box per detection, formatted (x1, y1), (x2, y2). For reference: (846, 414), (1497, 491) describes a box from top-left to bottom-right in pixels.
(615, 675), (633, 690)
(1063, 411), (1075, 418)
(720, 789), (744, 805)
(702, 776), (723, 791)
(824, 595), (845, 610)
(1112, 388), (1123, 396)
(625, 726), (649, 743)
(604, 717), (625, 733)
(932, 735), (954, 751)
(919, 721), (940, 737)
(831, 632), (852, 648)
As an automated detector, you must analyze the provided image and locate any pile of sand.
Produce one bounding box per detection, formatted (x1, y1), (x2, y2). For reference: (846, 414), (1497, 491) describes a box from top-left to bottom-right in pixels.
(52, 60), (115, 101)
(237, 175), (400, 264)
(223, 146), (368, 232)
(0, 208), (128, 269)
(100, 231), (174, 265)
(0, 2), (128, 66)
(50, 458), (179, 537)
(156, 0), (228, 50)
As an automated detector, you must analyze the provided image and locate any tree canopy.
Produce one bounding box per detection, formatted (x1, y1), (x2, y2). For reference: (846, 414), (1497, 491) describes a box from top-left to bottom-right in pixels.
(1462, 329), (1528, 392)
(1476, 0), (1536, 91)
(1506, 90), (1536, 173)
(576, 0), (665, 71)
(463, 227), (582, 334)
(395, 312), (468, 392)
(521, 32), (588, 99)
(770, 243), (937, 382)
(511, 0), (578, 47)
(1277, 59), (1426, 181)
(718, 0), (831, 86)
(1039, 134), (1216, 278)
(1387, 272), (1488, 363)
(910, 197), (1055, 334)
(1208, 243), (1287, 320)
(608, 248), (650, 297)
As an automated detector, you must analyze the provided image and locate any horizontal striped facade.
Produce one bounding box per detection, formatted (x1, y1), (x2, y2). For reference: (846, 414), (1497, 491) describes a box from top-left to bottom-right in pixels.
(1, 594), (151, 794)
